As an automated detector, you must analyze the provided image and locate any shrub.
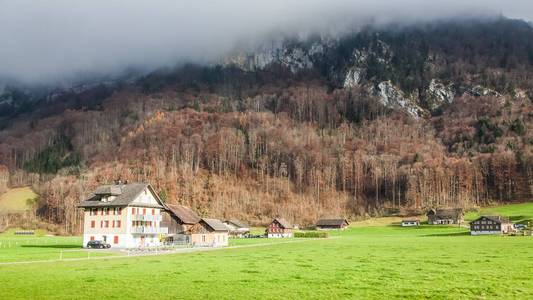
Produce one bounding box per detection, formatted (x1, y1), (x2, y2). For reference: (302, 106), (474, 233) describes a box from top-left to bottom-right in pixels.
(294, 231), (329, 238)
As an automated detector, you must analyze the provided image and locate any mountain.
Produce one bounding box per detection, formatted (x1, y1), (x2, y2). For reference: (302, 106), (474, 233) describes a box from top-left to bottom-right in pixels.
(0, 18), (532, 233)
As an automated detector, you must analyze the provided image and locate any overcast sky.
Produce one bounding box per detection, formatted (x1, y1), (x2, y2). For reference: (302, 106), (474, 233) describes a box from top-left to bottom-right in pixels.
(1, 0), (532, 85)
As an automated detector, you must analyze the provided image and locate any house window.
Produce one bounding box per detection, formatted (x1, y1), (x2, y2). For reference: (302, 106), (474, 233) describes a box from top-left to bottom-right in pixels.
(91, 221), (95, 228)
(112, 220), (115, 228)
(100, 220), (103, 228)
(90, 236), (95, 241)
(103, 208), (109, 215)
(114, 236), (119, 244)
(118, 208), (122, 215)
(132, 208), (136, 214)
(116, 221), (121, 228)
(105, 221), (109, 228)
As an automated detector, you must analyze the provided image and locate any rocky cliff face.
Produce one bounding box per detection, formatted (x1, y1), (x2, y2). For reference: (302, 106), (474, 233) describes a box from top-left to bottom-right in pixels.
(223, 29), (513, 118)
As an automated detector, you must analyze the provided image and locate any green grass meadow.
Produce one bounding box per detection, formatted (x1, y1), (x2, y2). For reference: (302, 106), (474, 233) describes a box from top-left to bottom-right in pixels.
(0, 203), (532, 299)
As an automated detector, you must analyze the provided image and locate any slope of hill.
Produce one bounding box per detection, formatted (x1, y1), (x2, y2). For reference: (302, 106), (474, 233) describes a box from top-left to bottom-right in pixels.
(465, 202), (533, 225)
(0, 187), (38, 214)
(0, 18), (532, 233)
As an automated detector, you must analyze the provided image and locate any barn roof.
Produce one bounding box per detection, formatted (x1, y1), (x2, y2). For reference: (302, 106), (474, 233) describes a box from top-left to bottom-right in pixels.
(78, 183), (164, 208)
(273, 218), (293, 229)
(166, 204), (201, 224)
(472, 215), (511, 224)
(316, 218), (349, 226)
(224, 219), (249, 229)
(202, 218), (230, 232)
(427, 208), (463, 219)
(402, 219), (420, 222)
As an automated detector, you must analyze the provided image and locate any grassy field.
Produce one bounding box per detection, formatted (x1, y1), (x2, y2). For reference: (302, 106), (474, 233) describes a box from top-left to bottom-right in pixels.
(0, 203), (531, 299)
(0, 187), (38, 213)
(0, 229), (117, 263)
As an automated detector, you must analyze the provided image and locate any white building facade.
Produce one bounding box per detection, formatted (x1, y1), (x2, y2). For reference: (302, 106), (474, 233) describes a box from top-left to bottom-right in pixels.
(79, 183), (168, 248)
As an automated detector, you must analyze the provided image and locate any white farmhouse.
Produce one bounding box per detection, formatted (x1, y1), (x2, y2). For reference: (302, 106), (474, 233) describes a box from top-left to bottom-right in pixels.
(78, 182), (168, 248)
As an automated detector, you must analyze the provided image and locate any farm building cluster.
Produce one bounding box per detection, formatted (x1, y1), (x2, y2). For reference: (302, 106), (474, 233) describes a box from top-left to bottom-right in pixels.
(401, 208), (521, 236)
(78, 182), (526, 248)
(78, 182), (251, 249)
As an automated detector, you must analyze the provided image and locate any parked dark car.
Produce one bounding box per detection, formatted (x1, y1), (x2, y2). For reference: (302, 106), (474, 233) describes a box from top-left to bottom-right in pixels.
(514, 224), (527, 230)
(87, 240), (111, 249)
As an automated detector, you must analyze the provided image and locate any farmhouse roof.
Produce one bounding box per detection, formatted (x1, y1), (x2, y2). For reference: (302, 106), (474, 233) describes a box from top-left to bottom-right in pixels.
(202, 218), (230, 232)
(225, 219), (249, 229)
(473, 215), (511, 224)
(402, 219), (420, 222)
(273, 218), (293, 229)
(316, 218), (349, 226)
(78, 183), (164, 208)
(166, 204), (201, 224)
(427, 208), (463, 219)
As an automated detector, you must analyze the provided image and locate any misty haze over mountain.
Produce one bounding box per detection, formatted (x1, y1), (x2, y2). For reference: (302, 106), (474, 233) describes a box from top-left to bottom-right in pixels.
(1, 0), (532, 86)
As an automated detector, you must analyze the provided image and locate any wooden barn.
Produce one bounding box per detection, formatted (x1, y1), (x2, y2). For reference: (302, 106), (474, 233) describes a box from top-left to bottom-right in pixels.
(426, 208), (464, 225)
(266, 218), (293, 238)
(316, 218), (349, 230)
(162, 204), (201, 243)
(163, 204), (201, 234)
(470, 216), (514, 235)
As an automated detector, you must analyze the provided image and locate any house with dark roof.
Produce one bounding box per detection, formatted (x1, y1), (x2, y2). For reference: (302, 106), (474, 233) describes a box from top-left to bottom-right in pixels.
(266, 218), (293, 238)
(316, 218), (349, 230)
(470, 216), (514, 235)
(78, 182), (168, 248)
(190, 218), (229, 247)
(223, 219), (250, 237)
(426, 208), (464, 225)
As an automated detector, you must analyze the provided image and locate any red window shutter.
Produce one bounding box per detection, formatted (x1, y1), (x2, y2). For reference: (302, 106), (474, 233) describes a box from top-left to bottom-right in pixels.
(114, 236), (119, 244)
(118, 208), (122, 215)
(112, 220), (115, 228)
(143, 208), (146, 215)
(90, 236), (95, 241)
(132, 208), (136, 214)
(100, 220), (103, 228)
(91, 221), (95, 228)
(117, 221), (121, 228)
(152, 209), (155, 215)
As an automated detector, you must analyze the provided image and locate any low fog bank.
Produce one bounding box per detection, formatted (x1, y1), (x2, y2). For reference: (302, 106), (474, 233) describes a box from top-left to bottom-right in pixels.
(1, 0), (532, 86)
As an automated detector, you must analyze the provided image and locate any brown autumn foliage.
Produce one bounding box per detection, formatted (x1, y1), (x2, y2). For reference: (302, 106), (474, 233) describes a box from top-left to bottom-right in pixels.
(0, 80), (531, 234)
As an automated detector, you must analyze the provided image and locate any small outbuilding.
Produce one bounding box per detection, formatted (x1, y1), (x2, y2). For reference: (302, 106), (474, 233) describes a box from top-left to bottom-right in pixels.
(162, 204), (201, 243)
(427, 208), (464, 225)
(223, 219), (250, 237)
(266, 218), (293, 238)
(190, 218), (229, 247)
(470, 216), (514, 235)
(401, 219), (420, 227)
(316, 218), (349, 230)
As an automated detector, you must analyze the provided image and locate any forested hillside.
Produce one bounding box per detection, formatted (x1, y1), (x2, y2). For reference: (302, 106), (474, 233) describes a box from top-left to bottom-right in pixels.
(0, 18), (532, 233)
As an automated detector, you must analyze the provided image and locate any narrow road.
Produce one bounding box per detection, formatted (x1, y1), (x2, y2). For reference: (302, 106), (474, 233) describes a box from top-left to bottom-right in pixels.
(0, 237), (331, 266)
